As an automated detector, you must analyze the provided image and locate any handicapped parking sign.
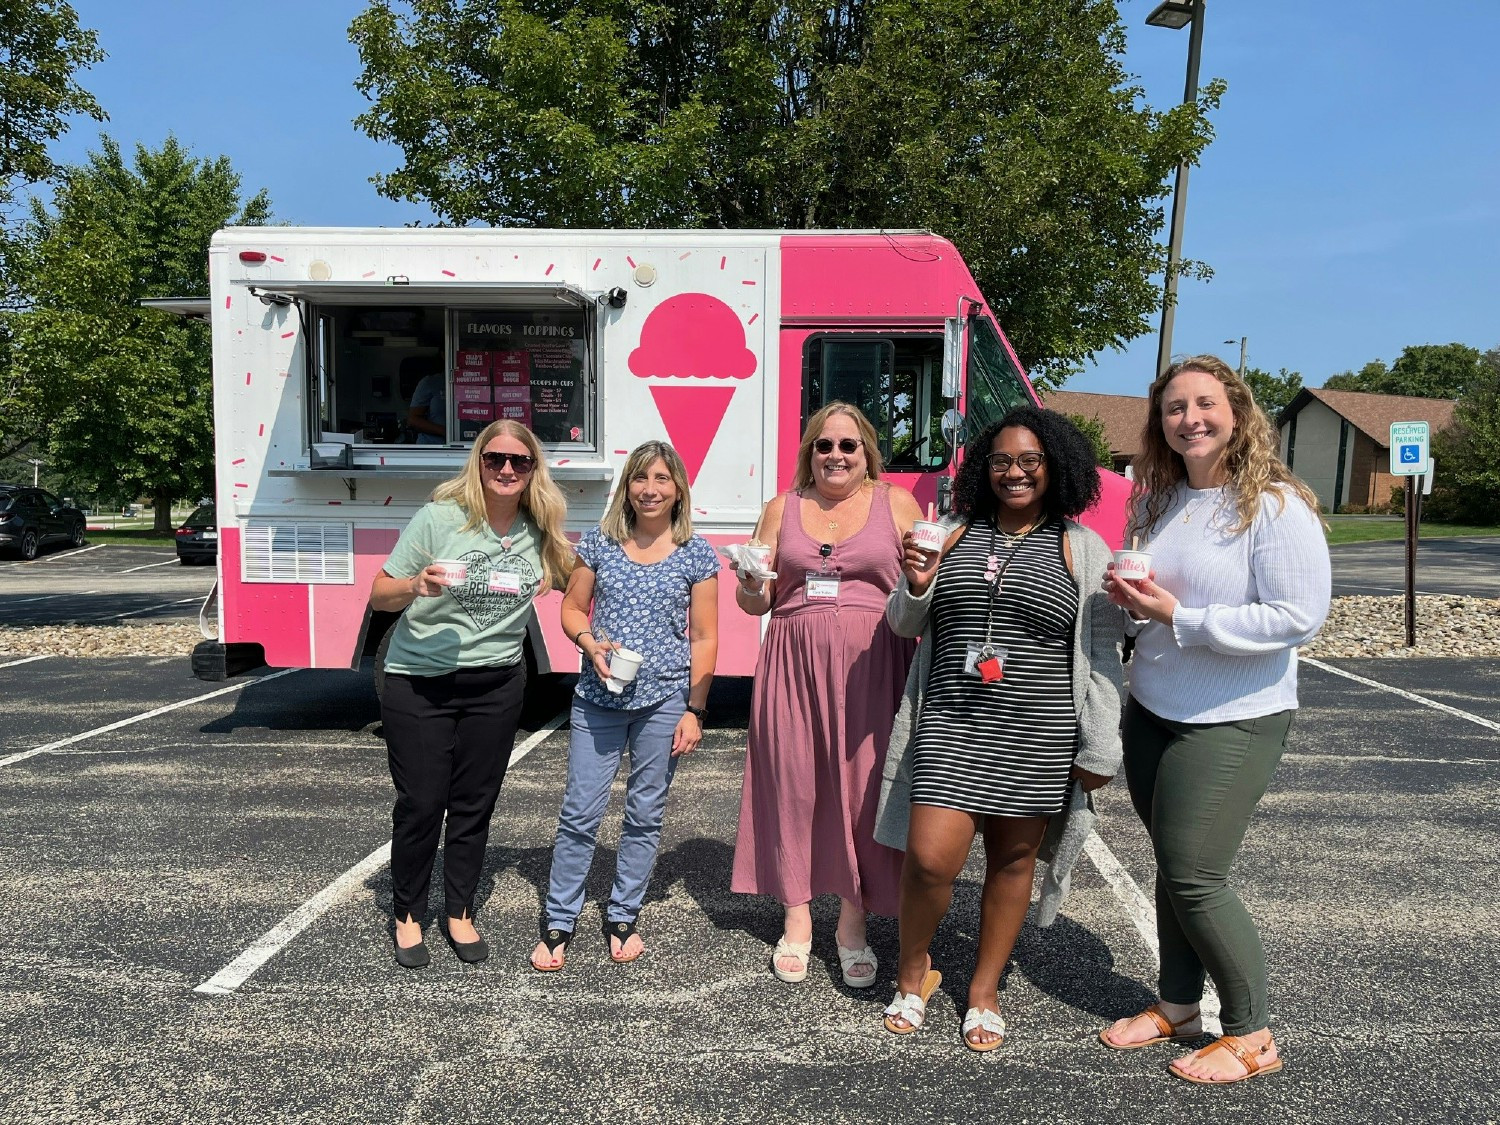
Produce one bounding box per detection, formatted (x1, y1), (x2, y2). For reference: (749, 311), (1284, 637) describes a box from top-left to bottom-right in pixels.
(1388, 421), (1430, 476)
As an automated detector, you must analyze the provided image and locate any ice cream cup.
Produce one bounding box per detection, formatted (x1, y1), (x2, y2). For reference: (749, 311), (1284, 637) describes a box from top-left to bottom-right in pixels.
(910, 520), (946, 554)
(431, 559), (469, 586)
(743, 544), (772, 573)
(608, 647), (644, 683)
(1113, 550), (1152, 582)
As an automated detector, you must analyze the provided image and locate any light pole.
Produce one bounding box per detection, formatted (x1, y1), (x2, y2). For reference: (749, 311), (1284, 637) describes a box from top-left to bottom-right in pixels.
(1223, 336), (1247, 379)
(26, 458), (45, 487)
(1149, 0), (1206, 377)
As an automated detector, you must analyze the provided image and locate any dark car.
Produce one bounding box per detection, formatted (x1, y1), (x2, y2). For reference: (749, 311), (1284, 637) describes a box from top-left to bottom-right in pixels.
(175, 503), (218, 565)
(0, 485), (87, 560)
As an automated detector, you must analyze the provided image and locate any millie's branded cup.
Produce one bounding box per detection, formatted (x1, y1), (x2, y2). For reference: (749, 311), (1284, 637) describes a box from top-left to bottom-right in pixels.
(910, 520), (946, 554)
(608, 647), (644, 683)
(743, 544), (772, 573)
(431, 559), (469, 586)
(1113, 550), (1152, 582)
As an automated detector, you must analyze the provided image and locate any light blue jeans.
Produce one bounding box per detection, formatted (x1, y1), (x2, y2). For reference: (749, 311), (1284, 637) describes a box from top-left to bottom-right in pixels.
(543, 691), (685, 931)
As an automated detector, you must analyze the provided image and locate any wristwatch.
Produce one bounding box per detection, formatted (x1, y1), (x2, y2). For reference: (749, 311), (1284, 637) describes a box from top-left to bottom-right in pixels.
(685, 705), (708, 723)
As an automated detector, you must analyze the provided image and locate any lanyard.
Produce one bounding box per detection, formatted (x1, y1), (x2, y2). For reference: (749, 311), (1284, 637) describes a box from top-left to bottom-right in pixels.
(980, 518), (1040, 651)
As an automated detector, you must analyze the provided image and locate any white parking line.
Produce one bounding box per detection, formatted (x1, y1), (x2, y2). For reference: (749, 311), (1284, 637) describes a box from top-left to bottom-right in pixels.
(194, 709), (570, 996)
(0, 669), (299, 769)
(34, 544), (106, 563)
(1302, 658), (1500, 733)
(92, 596), (202, 623)
(12, 589), (101, 604)
(0, 655), (51, 670)
(117, 559), (183, 574)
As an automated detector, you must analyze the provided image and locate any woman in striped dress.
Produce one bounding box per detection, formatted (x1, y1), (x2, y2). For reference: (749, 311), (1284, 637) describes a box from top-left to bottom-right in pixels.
(878, 407), (1125, 1049)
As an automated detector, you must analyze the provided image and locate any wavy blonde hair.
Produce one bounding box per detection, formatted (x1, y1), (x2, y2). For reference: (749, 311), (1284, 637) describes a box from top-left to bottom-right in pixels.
(792, 401), (884, 491)
(1128, 354), (1322, 538)
(431, 419), (575, 590)
(599, 441), (695, 545)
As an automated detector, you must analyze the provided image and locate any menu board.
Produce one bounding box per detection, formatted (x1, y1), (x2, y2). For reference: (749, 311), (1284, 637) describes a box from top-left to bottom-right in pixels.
(453, 310), (588, 444)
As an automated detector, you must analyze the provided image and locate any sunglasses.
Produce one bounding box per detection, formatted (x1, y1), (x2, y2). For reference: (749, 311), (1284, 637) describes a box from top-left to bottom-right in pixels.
(813, 437), (863, 456)
(481, 451), (536, 473)
(986, 452), (1046, 473)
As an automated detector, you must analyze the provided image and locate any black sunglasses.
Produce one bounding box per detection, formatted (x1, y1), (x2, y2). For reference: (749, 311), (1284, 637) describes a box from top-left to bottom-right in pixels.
(481, 451), (536, 473)
(813, 437), (862, 455)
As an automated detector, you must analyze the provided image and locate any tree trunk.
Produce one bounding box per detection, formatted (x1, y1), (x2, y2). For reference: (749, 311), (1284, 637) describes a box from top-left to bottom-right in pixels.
(153, 489), (174, 534)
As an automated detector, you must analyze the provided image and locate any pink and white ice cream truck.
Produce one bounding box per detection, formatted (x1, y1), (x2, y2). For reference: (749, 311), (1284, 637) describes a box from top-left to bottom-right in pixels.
(174, 227), (1127, 682)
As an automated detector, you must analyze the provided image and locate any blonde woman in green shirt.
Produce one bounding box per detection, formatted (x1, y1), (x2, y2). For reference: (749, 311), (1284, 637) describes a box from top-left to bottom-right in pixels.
(370, 420), (573, 968)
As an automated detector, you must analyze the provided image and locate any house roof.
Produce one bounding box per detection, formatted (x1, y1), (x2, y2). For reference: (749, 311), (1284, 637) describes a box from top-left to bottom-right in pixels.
(1279, 388), (1456, 446)
(1042, 390), (1150, 457)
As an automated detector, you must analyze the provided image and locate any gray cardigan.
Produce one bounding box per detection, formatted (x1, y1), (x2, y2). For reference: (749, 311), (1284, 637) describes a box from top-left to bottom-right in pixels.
(873, 518), (1126, 926)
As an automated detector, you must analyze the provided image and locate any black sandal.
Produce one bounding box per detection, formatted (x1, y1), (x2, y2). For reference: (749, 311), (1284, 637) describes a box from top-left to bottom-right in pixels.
(604, 918), (642, 963)
(533, 923), (571, 972)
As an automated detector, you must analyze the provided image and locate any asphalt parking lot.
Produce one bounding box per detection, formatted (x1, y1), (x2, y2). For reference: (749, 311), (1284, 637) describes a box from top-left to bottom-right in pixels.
(1, 546), (1497, 1123)
(1329, 535), (1500, 598)
(0, 542), (215, 626)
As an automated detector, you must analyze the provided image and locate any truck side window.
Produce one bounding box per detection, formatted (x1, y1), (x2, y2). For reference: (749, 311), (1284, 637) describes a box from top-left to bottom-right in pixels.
(964, 317), (1033, 431)
(803, 334), (950, 471)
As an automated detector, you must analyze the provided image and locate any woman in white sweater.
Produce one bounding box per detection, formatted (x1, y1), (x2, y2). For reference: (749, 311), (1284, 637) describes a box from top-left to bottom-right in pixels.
(1099, 355), (1329, 1085)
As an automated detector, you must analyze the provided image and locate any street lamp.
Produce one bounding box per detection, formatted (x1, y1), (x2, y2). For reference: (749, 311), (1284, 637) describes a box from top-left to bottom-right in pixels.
(26, 458), (45, 487)
(1223, 336), (1247, 379)
(1149, 0), (1206, 377)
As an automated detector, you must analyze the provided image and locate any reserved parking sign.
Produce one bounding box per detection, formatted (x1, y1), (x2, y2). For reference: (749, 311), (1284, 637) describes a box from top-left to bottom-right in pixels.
(1388, 420), (1430, 476)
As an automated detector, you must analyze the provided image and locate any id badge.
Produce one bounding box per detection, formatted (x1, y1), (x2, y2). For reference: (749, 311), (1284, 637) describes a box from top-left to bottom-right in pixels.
(488, 569), (523, 596)
(804, 570), (841, 602)
(963, 642), (1008, 683)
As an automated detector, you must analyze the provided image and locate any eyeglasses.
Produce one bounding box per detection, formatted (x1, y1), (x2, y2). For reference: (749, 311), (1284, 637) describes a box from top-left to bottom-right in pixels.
(813, 437), (862, 456)
(986, 452), (1046, 473)
(481, 451), (536, 473)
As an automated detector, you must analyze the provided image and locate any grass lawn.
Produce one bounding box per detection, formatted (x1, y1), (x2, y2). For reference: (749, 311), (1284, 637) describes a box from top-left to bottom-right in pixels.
(1325, 516), (1500, 546)
(83, 528), (178, 548)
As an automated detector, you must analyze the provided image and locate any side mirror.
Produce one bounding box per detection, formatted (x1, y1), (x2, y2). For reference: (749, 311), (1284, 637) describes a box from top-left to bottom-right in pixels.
(941, 408), (967, 449)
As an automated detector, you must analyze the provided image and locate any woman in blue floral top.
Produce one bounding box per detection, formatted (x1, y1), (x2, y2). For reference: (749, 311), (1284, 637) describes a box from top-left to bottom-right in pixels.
(531, 441), (720, 969)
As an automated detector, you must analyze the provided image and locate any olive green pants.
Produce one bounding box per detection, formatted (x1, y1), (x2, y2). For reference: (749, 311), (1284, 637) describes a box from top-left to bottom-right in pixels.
(1122, 697), (1294, 1035)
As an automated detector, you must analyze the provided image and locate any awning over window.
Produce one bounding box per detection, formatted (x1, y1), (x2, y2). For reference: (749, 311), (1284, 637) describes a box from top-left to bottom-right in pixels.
(228, 279), (598, 309)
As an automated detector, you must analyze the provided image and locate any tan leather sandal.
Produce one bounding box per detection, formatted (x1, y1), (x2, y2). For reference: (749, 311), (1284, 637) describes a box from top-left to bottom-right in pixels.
(1098, 1003), (1201, 1050)
(1170, 1034), (1284, 1084)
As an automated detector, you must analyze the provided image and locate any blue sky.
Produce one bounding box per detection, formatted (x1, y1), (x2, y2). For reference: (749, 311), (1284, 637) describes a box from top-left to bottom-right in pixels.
(44, 1), (1500, 398)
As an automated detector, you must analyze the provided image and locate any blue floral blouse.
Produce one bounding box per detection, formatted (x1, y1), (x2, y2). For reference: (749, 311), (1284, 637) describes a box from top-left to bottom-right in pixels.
(574, 527), (720, 711)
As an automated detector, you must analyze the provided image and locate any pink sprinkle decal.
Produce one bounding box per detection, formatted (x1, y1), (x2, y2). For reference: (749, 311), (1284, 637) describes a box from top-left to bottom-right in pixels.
(225, 296), (232, 308)
(741, 279), (757, 286)
(556, 458), (571, 465)
(442, 269), (456, 277)
(245, 372), (252, 385)
(679, 252), (691, 260)
(627, 256), (637, 268)
(545, 263), (555, 276)
(258, 424), (265, 437)
(719, 257), (726, 270)
(383, 496), (392, 506)
(234, 482), (249, 489)
(748, 313), (759, 324)
(614, 449), (629, 455)
(592, 258), (602, 271)
(231, 458), (246, 466)
(281, 331), (295, 339)
(270, 255), (284, 263)
(362, 271), (376, 278)
(379, 456), (386, 465)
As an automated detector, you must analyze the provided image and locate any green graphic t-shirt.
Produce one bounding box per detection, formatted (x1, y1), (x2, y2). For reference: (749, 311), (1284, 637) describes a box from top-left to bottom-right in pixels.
(381, 499), (545, 676)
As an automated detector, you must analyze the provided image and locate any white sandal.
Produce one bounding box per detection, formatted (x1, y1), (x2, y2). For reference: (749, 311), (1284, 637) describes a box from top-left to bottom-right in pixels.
(883, 968), (942, 1034)
(837, 943), (878, 988)
(961, 1007), (1006, 1053)
(771, 936), (812, 983)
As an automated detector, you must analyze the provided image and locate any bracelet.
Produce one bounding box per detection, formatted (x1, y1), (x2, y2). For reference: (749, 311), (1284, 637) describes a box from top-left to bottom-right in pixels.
(736, 580), (767, 598)
(572, 628), (594, 648)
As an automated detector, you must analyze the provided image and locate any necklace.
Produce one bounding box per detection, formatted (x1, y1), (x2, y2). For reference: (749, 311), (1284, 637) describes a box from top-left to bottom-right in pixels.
(984, 516), (1041, 585)
(1181, 491), (1221, 524)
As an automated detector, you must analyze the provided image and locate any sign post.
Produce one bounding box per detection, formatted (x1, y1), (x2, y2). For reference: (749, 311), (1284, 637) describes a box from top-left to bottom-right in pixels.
(1389, 421), (1430, 647)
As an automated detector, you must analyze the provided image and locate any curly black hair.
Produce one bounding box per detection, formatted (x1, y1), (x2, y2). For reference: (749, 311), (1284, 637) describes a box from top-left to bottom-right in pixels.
(953, 405), (1103, 524)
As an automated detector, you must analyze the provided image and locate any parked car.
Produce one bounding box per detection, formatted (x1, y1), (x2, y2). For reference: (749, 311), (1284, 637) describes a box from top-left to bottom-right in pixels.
(0, 484), (87, 560)
(175, 503), (218, 565)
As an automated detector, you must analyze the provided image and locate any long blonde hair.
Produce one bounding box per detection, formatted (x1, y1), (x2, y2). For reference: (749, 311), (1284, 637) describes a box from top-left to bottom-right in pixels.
(432, 419), (575, 590)
(1128, 354), (1322, 538)
(792, 402), (884, 491)
(600, 441), (695, 545)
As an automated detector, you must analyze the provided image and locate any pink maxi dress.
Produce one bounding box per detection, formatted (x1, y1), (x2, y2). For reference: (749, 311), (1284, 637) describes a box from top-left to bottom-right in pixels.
(731, 483), (916, 917)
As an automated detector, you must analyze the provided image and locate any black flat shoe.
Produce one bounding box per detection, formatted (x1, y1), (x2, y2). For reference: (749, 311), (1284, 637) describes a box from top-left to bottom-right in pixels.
(393, 938), (430, 969)
(444, 924), (489, 964)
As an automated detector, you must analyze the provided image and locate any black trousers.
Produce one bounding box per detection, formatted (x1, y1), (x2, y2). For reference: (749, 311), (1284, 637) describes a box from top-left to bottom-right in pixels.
(382, 662), (526, 921)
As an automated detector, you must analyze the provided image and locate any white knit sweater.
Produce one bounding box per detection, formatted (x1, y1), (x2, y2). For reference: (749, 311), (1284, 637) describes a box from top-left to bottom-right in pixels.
(1128, 483), (1331, 723)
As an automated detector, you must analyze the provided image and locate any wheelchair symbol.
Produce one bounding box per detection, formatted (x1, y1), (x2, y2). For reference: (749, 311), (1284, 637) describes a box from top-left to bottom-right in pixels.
(1399, 445), (1421, 464)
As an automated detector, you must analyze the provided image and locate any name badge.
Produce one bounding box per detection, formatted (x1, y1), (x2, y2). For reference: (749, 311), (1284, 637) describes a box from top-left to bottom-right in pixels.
(804, 571), (840, 602)
(488, 569), (523, 596)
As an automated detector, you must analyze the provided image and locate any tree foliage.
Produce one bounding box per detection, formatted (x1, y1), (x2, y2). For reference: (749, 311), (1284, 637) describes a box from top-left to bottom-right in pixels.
(1243, 365), (1302, 421)
(350, 0), (1221, 385)
(1063, 411), (1113, 468)
(1322, 343), (1481, 399)
(1426, 347), (1500, 525)
(5, 137), (270, 529)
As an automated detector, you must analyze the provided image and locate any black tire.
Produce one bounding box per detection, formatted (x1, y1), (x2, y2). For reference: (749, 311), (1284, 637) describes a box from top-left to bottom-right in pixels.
(68, 520), (85, 548)
(19, 530), (38, 561)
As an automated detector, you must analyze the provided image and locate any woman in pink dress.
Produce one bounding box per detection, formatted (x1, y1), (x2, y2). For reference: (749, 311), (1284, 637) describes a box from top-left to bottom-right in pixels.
(731, 402), (923, 988)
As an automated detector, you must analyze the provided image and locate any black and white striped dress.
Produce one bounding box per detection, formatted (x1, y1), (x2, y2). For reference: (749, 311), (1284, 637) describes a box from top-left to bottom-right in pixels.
(909, 518), (1079, 817)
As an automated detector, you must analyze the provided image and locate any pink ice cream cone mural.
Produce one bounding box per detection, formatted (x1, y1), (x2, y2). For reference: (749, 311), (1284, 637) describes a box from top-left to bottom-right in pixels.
(629, 293), (757, 483)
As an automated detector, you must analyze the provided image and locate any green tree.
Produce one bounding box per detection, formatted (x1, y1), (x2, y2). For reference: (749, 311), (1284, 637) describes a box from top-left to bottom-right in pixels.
(7, 136), (270, 531)
(1243, 365), (1302, 421)
(1063, 411), (1113, 468)
(350, 0), (1221, 386)
(1322, 344), (1480, 399)
(1426, 346), (1500, 525)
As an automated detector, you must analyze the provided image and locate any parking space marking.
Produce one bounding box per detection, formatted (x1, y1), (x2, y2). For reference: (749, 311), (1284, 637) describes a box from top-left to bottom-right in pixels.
(0, 668), (299, 769)
(91, 596), (202, 623)
(32, 544), (106, 563)
(1302, 658), (1500, 733)
(0, 655), (50, 670)
(11, 589), (101, 604)
(117, 559), (183, 574)
(193, 708), (570, 996)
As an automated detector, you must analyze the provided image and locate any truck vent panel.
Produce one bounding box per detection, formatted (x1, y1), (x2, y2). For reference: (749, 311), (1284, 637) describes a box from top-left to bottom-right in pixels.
(242, 522), (354, 584)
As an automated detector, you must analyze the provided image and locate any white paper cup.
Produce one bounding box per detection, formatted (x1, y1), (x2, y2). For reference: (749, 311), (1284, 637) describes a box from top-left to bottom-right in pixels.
(911, 520), (946, 554)
(608, 647), (643, 683)
(431, 559), (469, 586)
(743, 545), (772, 572)
(1113, 550), (1152, 582)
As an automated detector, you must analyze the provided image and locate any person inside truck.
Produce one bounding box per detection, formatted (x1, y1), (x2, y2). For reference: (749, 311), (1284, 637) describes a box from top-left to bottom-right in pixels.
(730, 402), (924, 991)
(531, 440), (719, 971)
(407, 364), (447, 444)
(369, 419), (575, 968)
